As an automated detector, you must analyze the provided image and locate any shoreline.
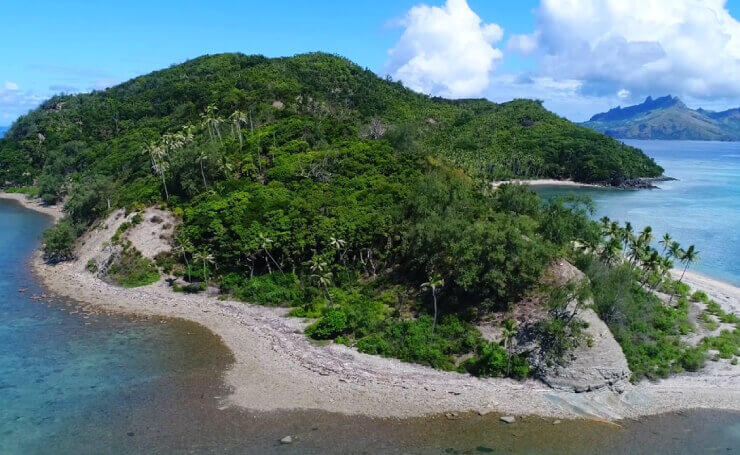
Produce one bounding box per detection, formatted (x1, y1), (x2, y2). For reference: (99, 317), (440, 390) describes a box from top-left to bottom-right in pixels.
(4, 192), (739, 421)
(491, 179), (604, 189)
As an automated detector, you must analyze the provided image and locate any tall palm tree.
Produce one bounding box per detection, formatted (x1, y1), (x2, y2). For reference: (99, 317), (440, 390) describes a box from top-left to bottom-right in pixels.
(659, 233), (673, 255)
(501, 319), (519, 376)
(196, 150), (210, 191)
(678, 245), (699, 283)
(259, 234), (283, 274)
(144, 143), (170, 201)
(193, 250), (215, 283)
(229, 110), (248, 149)
(600, 237), (622, 265)
(173, 232), (193, 282)
(421, 273), (444, 334)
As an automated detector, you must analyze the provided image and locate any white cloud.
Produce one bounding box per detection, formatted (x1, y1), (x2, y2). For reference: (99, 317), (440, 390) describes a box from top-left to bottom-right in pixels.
(511, 0), (740, 100)
(0, 85), (45, 123)
(386, 0), (504, 98)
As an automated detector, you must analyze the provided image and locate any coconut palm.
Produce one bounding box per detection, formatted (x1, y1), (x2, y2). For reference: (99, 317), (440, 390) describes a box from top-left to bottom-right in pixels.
(600, 237), (622, 265)
(144, 143), (170, 201)
(501, 318), (518, 376)
(259, 234), (283, 274)
(173, 232), (194, 282)
(193, 250), (215, 283)
(196, 150), (210, 190)
(229, 110), (248, 149)
(678, 245), (699, 283)
(659, 233), (673, 255)
(421, 273), (444, 334)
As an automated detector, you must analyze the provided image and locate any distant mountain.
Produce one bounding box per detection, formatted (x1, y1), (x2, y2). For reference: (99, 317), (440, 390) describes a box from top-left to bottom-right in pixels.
(582, 96), (740, 141)
(0, 126), (8, 138)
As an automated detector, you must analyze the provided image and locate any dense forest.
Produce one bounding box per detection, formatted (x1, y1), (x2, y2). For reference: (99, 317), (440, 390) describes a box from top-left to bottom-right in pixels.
(4, 52), (730, 381)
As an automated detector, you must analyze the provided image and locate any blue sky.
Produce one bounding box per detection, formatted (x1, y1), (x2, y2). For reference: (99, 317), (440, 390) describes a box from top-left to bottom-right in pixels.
(1, 0), (739, 123)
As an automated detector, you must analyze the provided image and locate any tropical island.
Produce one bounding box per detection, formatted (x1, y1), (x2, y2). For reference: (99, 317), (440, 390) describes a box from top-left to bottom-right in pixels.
(582, 95), (740, 141)
(1, 52), (738, 419)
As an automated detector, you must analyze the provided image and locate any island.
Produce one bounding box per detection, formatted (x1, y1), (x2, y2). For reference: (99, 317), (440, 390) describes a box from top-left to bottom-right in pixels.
(582, 95), (740, 141)
(1, 52), (738, 420)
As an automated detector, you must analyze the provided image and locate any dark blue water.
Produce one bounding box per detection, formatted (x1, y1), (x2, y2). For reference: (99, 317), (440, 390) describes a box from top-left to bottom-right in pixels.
(538, 140), (740, 285)
(1, 198), (739, 454)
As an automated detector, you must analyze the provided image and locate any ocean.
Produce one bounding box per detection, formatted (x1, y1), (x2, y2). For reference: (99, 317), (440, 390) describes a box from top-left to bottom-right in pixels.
(1, 187), (739, 453)
(537, 140), (740, 286)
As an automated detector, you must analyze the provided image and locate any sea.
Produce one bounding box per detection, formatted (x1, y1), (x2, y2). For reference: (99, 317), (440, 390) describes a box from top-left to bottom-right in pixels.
(1, 140), (740, 453)
(537, 140), (740, 286)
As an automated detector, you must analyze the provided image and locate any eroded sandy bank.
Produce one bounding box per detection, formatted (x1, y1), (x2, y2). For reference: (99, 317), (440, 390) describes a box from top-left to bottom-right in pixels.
(5, 192), (739, 420)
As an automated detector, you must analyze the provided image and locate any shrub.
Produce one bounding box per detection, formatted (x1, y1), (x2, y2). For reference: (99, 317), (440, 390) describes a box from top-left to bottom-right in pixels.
(226, 273), (303, 306)
(107, 247), (160, 288)
(42, 221), (77, 263)
(691, 290), (709, 303)
(305, 309), (348, 340)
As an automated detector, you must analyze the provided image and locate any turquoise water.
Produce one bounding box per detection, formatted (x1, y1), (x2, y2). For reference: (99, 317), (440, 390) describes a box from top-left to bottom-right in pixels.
(537, 140), (740, 285)
(1, 197), (739, 453)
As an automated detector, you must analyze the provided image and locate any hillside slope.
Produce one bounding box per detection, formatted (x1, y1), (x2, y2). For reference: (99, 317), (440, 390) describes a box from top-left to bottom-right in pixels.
(582, 96), (740, 141)
(0, 52), (660, 191)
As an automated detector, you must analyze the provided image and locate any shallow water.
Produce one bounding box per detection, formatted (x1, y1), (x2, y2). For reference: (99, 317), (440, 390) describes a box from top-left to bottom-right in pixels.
(537, 140), (740, 285)
(1, 198), (738, 454)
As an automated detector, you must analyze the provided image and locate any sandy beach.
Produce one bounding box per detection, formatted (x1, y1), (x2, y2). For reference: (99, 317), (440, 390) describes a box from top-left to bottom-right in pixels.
(3, 192), (739, 421)
(491, 179), (603, 189)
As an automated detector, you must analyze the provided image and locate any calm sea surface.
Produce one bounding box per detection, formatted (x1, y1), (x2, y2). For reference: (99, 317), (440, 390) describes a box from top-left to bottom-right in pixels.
(537, 140), (740, 286)
(1, 194), (738, 453)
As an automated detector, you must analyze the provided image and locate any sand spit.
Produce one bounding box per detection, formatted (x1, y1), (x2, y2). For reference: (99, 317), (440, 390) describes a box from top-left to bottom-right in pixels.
(6, 193), (739, 420)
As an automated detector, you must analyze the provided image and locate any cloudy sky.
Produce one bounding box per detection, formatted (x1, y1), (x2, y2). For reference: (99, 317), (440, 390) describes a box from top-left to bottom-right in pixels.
(1, 0), (739, 124)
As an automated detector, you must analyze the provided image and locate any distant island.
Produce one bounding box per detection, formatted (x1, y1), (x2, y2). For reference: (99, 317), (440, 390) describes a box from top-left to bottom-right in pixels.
(582, 95), (740, 141)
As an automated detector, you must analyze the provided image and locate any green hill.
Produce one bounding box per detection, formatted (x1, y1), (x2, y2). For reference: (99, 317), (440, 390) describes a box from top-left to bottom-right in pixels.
(0, 52), (660, 192)
(582, 95), (740, 141)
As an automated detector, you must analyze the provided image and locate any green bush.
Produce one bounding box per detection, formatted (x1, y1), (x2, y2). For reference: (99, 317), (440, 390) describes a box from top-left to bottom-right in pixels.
(107, 247), (160, 288)
(691, 290), (709, 303)
(587, 261), (700, 380)
(305, 309), (348, 340)
(41, 221), (77, 263)
(224, 273), (303, 306)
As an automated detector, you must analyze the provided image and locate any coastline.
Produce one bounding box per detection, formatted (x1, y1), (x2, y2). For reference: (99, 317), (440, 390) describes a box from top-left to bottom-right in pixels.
(491, 179), (603, 189)
(4, 192), (739, 421)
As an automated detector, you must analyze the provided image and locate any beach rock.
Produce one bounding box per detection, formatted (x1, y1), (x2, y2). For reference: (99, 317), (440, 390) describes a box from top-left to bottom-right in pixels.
(532, 260), (632, 393)
(500, 416), (516, 424)
(445, 412), (460, 420)
(280, 436), (293, 444)
(477, 409), (492, 416)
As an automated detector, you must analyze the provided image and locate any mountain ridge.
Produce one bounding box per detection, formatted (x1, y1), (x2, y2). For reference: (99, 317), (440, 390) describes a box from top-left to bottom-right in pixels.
(582, 96), (740, 141)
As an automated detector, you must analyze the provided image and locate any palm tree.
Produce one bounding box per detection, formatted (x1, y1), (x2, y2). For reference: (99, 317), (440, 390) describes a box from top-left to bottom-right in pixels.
(421, 273), (444, 334)
(173, 232), (194, 282)
(201, 105), (223, 143)
(330, 236), (349, 280)
(259, 234), (283, 274)
(196, 150), (210, 190)
(144, 143), (170, 201)
(659, 233), (673, 255)
(501, 318), (518, 376)
(310, 258), (333, 302)
(193, 250), (215, 283)
(229, 110), (248, 149)
(678, 245), (699, 283)
(600, 237), (622, 265)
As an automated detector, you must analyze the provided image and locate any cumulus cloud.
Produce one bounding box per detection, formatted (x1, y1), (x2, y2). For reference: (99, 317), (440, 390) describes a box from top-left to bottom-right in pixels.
(386, 0), (504, 98)
(509, 0), (740, 100)
(4, 81), (19, 91)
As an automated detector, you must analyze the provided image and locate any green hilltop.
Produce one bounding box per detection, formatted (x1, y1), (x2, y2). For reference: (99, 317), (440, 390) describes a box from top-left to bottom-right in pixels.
(2, 52), (719, 382)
